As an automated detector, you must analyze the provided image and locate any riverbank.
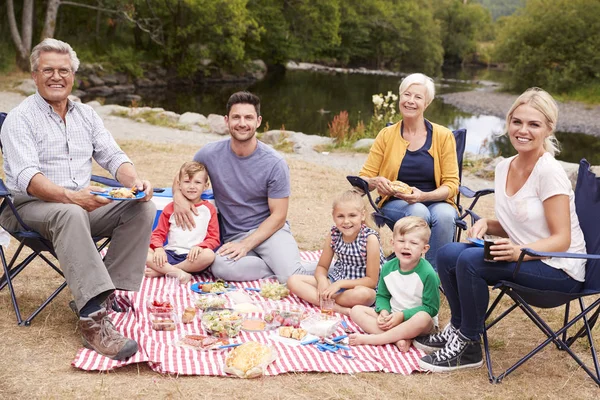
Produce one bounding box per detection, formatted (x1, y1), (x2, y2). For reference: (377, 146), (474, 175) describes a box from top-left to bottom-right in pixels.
(440, 90), (600, 137)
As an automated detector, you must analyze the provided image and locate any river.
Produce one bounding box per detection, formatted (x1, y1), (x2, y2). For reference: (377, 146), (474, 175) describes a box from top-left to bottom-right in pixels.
(133, 67), (600, 164)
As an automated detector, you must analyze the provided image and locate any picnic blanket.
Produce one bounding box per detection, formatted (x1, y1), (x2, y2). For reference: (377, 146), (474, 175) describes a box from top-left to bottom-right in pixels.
(72, 251), (426, 375)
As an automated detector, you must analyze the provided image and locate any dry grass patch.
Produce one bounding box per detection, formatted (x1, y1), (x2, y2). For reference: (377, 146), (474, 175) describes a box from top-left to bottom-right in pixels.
(1, 140), (600, 398)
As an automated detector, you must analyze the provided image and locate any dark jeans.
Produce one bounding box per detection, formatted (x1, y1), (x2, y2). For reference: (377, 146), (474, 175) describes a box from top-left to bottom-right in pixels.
(436, 243), (583, 341)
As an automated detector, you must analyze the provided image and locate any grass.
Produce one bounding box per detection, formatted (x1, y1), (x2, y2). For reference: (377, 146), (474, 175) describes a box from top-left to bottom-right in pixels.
(555, 82), (600, 106)
(2, 139), (600, 398)
(0, 69), (30, 91)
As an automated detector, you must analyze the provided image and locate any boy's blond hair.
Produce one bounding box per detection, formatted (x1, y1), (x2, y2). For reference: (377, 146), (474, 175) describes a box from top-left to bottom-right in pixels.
(179, 161), (208, 183)
(393, 216), (431, 243)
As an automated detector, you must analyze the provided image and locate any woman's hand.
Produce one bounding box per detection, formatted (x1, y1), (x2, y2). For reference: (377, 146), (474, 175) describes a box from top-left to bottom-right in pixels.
(321, 281), (343, 299)
(467, 218), (488, 239)
(369, 177), (396, 197)
(394, 187), (423, 204)
(316, 278), (330, 299)
(490, 238), (521, 262)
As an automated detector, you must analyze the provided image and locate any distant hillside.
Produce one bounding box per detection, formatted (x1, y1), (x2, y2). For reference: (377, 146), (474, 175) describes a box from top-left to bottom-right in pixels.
(476, 0), (524, 20)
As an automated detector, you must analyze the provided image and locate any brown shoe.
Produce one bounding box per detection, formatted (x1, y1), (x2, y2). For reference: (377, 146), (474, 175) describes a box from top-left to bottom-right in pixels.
(79, 308), (138, 360)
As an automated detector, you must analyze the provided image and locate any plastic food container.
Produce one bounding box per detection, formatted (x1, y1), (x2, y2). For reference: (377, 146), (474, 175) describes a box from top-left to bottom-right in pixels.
(147, 297), (174, 314)
(300, 314), (341, 338)
(263, 305), (312, 329)
(241, 318), (269, 332)
(201, 310), (243, 338)
(232, 302), (263, 314)
(194, 294), (228, 310)
(150, 311), (178, 331)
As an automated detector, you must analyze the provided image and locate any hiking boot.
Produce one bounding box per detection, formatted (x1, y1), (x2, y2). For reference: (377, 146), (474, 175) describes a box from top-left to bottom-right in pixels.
(79, 308), (138, 360)
(417, 331), (483, 373)
(414, 323), (458, 353)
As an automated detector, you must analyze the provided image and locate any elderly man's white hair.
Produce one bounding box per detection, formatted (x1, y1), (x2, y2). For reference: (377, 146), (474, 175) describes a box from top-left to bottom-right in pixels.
(30, 38), (80, 73)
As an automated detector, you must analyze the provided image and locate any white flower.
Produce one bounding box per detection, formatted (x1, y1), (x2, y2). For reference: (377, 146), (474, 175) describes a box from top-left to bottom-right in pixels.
(377, 115), (383, 121)
(372, 94), (384, 107)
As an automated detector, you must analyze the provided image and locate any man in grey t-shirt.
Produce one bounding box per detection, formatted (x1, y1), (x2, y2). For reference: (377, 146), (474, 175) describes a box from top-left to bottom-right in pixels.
(173, 91), (309, 282)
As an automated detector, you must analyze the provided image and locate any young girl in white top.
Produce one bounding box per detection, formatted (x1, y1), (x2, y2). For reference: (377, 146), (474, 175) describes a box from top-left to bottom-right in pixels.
(416, 87), (587, 373)
(287, 190), (384, 315)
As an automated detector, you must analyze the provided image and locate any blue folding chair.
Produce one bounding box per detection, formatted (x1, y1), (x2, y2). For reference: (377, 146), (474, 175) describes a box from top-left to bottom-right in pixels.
(483, 159), (600, 385)
(347, 128), (492, 241)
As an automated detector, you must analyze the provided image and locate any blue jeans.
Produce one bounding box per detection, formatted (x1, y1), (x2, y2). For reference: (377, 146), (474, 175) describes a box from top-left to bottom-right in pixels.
(436, 243), (583, 341)
(381, 200), (457, 270)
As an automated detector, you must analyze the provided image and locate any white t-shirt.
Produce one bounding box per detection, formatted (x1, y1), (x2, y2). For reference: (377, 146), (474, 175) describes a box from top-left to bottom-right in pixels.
(494, 153), (586, 281)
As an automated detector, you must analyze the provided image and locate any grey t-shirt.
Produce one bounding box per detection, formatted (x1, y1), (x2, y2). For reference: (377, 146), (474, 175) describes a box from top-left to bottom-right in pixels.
(194, 139), (290, 240)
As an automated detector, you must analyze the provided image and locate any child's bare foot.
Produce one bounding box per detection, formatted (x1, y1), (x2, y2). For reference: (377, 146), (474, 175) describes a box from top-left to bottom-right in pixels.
(395, 339), (411, 352)
(176, 269), (192, 284)
(145, 268), (163, 278)
(349, 333), (372, 346)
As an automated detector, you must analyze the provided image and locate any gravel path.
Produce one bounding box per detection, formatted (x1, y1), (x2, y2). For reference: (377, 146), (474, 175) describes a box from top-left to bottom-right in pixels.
(439, 90), (600, 137)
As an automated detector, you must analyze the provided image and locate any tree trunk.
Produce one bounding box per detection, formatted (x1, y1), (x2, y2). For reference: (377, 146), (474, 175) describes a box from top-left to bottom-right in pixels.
(42, 0), (62, 40)
(7, 0), (34, 71)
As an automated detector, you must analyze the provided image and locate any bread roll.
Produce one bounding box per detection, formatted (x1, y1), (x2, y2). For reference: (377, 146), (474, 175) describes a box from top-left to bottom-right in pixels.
(390, 180), (412, 194)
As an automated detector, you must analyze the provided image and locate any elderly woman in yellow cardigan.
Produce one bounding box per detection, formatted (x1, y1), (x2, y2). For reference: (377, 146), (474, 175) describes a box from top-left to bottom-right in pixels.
(359, 73), (459, 270)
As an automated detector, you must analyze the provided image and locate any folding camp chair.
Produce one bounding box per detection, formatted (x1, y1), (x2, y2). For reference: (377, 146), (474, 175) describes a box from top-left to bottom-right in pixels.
(0, 112), (119, 325)
(482, 159), (600, 385)
(347, 128), (493, 241)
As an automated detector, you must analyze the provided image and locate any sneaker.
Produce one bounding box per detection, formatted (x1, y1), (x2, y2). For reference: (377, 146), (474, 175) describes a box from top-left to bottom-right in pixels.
(414, 323), (458, 353)
(79, 308), (138, 360)
(418, 331), (483, 373)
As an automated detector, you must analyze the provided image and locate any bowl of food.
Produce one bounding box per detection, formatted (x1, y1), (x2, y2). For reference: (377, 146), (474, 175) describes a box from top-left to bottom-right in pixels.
(263, 305), (311, 329)
(147, 298), (175, 314)
(201, 309), (243, 338)
(224, 342), (277, 379)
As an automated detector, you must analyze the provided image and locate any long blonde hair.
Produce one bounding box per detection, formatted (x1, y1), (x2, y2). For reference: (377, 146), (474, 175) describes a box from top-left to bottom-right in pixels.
(332, 190), (374, 228)
(504, 87), (560, 156)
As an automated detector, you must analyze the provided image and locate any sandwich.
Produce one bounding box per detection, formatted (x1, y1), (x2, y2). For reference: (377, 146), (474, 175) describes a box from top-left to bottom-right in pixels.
(390, 180), (412, 194)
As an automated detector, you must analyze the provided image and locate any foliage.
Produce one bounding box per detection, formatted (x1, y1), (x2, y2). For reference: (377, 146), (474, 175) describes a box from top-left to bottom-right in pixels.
(475, 0), (524, 20)
(432, 0), (494, 65)
(494, 0), (600, 93)
(369, 91), (400, 133)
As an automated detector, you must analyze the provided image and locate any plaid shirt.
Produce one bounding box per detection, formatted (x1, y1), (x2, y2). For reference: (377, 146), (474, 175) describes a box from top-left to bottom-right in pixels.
(0, 92), (130, 196)
(328, 224), (385, 282)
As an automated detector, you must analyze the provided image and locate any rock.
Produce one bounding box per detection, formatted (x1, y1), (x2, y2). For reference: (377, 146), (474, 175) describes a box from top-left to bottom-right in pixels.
(88, 74), (105, 86)
(86, 86), (114, 97)
(353, 138), (374, 150)
(101, 74), (119, 85)
(112, 84), (136, 94)
(151, 107), (165, 113)
(101, 104), (131, 115)
(116, 73), (129, 85)
(248, 59), (267, 80)
(15, 79), (37, 95)
(191, 124), (212, 134)
(71, 89), (86, 99)
(208, 114), (228, 135)
(85, 100), (103, 108)
(68, 94), (81, 103)
(135, 78), (155, 88)
(157, 111), (180, 123)
(179, 112), (208, 126)
(123, 94), (142, 103)
(153, 79), (168, 87)
(261, 130), (291, 145)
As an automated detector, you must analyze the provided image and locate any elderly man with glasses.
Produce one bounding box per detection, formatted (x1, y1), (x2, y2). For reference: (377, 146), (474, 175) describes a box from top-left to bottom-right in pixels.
(0, 38), (156, 360)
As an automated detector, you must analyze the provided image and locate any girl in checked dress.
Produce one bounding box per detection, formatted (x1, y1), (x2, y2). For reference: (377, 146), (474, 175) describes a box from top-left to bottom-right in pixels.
(288, 190), (385, 315)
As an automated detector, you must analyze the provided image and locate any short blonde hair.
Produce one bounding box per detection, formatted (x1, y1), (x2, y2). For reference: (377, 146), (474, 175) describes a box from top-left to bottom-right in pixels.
(332, 190), (365, 212)
(179, 161), (208, 182)
(399, 73), (436, 106)
(504, 87), (560, 156)
(393, 216), (431, 243)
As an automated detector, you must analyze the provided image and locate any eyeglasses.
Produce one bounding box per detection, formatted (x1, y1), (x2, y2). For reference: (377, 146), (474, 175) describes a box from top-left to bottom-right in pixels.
(36, 67), (73, 77)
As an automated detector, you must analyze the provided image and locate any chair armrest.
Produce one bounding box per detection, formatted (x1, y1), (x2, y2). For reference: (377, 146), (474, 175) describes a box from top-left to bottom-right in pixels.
(91, 175), (122, 187)
(513, 248), (600, 278)
(346, 175), (381, 213)
(459, 185), (494, 199)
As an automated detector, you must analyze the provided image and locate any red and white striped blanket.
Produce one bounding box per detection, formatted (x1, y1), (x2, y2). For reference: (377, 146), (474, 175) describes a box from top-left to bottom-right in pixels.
(72, 251), (425, 375)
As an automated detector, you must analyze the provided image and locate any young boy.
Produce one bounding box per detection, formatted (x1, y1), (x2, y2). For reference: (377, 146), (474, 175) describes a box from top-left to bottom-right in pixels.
(349, 216), (440, 352)
(146, 161), (220, 283)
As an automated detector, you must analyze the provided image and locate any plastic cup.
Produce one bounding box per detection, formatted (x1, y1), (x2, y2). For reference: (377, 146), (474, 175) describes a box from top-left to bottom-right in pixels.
(165, 271), (180, 297)
(320, 298), (335, 318)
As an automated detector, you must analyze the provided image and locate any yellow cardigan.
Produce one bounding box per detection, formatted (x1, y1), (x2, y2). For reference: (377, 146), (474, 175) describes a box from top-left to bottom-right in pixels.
(359, 120), (460, 209)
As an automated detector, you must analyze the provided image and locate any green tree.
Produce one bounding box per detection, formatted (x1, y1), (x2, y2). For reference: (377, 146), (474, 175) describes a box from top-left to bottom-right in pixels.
(495, 0), (600, 92)
(433, 0), (493, 65)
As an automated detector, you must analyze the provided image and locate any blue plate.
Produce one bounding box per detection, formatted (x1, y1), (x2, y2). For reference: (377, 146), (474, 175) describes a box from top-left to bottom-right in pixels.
(91, 188), (145, 201)
(467, 237), (485, 247)
(191, 281), (237, 294)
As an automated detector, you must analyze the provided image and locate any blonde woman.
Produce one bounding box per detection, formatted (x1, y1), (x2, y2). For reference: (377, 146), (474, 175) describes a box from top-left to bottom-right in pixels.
(416, 87), (586, 373)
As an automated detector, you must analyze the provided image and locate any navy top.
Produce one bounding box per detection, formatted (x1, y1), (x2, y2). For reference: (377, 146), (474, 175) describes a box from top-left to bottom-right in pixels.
(397, 121), (436, 204)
